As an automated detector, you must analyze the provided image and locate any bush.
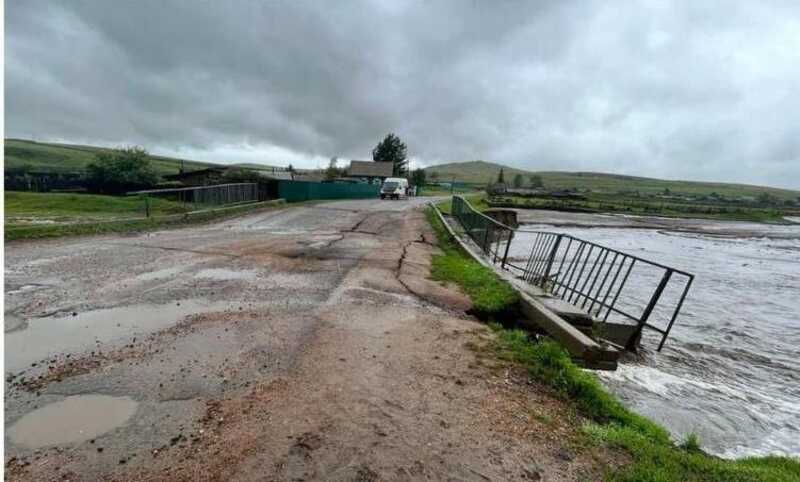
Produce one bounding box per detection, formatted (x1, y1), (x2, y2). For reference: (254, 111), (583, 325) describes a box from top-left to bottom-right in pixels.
(86, 146), (158, 194)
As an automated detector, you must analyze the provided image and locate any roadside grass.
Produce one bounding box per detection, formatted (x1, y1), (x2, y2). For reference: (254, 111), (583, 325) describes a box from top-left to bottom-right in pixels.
(5, 195), (286, 241)
(425, 206), (518, 315)
(424, 204), (800, 482)
(434, 193), (488, 215)
(5, 191), (188, 221)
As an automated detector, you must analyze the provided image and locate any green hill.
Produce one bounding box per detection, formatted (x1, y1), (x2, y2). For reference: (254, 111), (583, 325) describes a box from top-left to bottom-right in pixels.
(424, 161), (800, 200)
(4, 139), (221, 176)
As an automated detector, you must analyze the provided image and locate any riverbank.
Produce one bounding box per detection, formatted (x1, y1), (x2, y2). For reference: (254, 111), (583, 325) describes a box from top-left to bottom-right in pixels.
(425, 205), (800, 481)
(487, 193), (799, 224)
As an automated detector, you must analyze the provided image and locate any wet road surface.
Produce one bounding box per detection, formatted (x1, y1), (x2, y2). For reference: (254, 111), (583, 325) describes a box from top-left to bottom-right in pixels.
(4, 197), (617, 481)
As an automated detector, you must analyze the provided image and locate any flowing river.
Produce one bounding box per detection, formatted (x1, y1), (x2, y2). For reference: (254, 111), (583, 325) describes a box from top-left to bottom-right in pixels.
(509, 211), (800, 458)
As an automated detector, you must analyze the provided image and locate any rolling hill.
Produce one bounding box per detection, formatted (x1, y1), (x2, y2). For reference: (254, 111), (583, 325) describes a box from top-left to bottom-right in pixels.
(4, 139), (221, 176)
(424, 161), (800, 200)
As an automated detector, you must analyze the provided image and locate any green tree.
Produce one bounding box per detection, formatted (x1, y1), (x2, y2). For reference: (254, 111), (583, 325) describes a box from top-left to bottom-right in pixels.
(430, 171), (439, 181)
(410, 168), (426, 186)
(372, 133), (408, 176)
(325, 157), (340, 180)
(497, 168), (505, 183)
(529, 174), (543, 188)
(512, 173), (524, 188)
(86, 146), (158, 194)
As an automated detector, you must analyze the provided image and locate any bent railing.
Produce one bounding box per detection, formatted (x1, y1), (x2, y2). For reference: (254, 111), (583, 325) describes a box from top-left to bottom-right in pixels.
(451, 195), (694, 351)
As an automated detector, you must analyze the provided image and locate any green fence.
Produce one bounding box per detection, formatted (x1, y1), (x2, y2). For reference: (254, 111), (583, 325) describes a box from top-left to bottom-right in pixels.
(277, 180), (379, 202)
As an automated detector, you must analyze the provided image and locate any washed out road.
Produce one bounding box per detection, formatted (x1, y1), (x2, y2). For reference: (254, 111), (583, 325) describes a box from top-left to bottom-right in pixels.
(4, 198), (615, 481)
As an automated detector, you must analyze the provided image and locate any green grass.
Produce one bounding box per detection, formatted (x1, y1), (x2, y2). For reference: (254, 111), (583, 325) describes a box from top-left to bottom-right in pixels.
(424, 203), (800, 481)
(425, 207), (518, 315)
(492, 316), (800, 481)
(434, 193), (488, 215)
(5, 191), (189, 222)
(4, 191), (286, 241)
(5, 139), (219, 176)
(424, 160), (800, 201)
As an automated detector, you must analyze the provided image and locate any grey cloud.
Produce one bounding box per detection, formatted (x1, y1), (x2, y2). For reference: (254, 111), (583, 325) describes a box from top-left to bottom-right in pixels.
(6, 0), (800, 188)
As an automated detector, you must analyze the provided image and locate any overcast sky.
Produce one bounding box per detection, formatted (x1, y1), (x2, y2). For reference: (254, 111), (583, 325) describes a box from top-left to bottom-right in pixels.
(6, 1), (800, 188)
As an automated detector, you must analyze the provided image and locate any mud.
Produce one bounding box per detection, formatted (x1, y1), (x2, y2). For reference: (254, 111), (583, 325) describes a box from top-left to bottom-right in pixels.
(5, 198), (623, 481)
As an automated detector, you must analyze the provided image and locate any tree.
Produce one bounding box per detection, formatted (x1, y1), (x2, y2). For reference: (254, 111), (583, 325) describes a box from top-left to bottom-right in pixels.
(86, 146), (158, 194)
(512, 173), (524, 188)
(497, 168), (505, 183)
(325, 157), (340, 180)
(430, 171), (439, 181)
(372, 133), (408, 176)
(410, 168), (426, 186)
(529, 174), (543, 188)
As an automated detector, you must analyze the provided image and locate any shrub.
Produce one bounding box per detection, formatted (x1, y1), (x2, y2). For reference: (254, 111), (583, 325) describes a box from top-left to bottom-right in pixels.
(86, 146), (158, 194)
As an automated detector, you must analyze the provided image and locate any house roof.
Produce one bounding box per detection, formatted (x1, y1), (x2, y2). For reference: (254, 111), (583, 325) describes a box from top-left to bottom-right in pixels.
(163, 167), (227, 181)
(261, 171), (294, 180)
(348, 160), (394, 178)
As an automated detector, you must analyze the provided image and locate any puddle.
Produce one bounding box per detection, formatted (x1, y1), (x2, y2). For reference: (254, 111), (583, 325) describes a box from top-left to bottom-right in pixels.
(4, 313), (28, 333)
(194, 268), (257, 281)
(4, 299), (234, 372)
(8, 395), (138, 448)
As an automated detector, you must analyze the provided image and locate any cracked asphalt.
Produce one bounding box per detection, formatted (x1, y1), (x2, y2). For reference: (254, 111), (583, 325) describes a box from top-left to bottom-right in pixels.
(4, 197), (619, 481)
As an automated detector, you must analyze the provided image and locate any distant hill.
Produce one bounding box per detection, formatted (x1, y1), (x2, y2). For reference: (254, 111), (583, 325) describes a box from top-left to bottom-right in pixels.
(4, 139), (222, 176)
(424, 160), (800, 200)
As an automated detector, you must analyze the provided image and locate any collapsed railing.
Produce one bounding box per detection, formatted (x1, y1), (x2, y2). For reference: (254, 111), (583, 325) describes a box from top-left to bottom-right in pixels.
(451, 195), (694, 351)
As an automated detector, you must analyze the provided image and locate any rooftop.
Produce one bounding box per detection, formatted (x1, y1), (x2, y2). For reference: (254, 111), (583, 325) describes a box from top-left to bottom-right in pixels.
(348, 160), (394, 178)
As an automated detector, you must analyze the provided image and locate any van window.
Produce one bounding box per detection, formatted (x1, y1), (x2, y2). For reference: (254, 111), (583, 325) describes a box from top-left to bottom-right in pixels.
(383, 182), (399, 190)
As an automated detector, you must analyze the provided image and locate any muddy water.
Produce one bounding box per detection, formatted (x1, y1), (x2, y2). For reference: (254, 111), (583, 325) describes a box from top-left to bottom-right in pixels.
(510, 219), (800, 458)
(7, 395), (138, 448)
(4, 299), (234, 373)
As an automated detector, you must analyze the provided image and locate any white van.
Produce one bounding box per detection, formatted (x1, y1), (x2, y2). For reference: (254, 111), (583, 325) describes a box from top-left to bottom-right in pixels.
(380, 177), (409, 200)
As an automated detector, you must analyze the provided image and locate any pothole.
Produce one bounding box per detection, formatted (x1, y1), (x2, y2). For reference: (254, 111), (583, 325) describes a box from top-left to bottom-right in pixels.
(5, 299), (235, 372)
(8, 395), (139, 449)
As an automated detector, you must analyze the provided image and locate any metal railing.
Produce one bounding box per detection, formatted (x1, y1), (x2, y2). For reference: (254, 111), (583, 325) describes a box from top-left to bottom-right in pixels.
(450, 196), (694, 351)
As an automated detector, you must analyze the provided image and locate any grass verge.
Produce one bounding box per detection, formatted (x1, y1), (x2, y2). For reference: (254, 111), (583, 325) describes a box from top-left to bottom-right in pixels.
(5, 200), (285, 241)
(434, 193), (488, 215)
(5, 191), (189, 220)
(425, 206), (518, 315)
(425, 204), (800, 482)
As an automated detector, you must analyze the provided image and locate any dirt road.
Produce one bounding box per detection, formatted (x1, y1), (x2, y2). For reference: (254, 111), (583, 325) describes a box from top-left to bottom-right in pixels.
(5, 198), (616, 481)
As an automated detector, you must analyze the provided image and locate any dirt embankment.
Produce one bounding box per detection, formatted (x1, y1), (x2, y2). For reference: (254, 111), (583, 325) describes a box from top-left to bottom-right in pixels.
(6, 203), (624, 481)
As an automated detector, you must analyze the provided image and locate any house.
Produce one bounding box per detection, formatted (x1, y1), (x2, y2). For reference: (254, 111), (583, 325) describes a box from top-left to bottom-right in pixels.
(163, 167), (227, 186)
(347, 161), (394, 183)
(164, 166), (295, 185)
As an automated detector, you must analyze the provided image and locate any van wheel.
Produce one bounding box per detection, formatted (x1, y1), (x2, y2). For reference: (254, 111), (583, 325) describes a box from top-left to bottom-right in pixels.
(380, 194), (385, 199)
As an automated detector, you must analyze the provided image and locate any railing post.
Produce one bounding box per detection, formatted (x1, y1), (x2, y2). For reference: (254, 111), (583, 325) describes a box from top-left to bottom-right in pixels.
(541, 234), (561, 290)
(501, 230), (512, 269)
(626, 269), (672, 351)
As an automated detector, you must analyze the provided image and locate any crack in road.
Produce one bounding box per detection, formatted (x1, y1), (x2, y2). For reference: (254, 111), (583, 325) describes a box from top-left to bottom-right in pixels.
(106, 243), (242, 258)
